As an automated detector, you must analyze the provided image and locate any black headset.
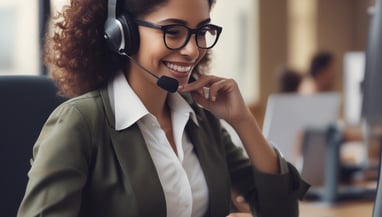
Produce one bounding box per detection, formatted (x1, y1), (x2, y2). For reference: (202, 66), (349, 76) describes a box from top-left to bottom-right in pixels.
(104, 0), (139, 55)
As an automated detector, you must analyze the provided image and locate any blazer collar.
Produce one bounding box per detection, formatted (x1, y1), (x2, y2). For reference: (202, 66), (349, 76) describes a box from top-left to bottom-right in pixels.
(101, 87), (166, 216)
(100, 87), (230, 217)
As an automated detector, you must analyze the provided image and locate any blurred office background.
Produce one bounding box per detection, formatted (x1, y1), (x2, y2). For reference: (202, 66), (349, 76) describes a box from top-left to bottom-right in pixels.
(0, 0), (374, 126)
(1, 0), (380, 216)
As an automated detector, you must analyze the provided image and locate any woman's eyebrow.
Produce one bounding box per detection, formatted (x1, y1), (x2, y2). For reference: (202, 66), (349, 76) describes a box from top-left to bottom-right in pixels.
(198, 18), (211, 26)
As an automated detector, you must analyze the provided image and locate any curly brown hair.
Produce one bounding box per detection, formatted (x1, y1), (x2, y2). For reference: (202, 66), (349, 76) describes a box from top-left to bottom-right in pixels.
(45, 0), (216, 97)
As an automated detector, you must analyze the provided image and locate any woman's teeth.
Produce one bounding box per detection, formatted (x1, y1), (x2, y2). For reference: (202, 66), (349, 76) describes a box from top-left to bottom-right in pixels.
(166, 63), (192, 73)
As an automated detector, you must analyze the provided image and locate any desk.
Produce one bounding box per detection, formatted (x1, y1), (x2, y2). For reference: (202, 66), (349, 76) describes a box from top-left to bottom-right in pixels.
(230, 201), (373, 217)
(299, 201), (374, 217)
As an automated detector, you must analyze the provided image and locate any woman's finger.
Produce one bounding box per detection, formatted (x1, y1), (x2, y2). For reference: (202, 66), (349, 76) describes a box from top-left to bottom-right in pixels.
(179, 75), (223, 92)
(208, 78), (237, 102)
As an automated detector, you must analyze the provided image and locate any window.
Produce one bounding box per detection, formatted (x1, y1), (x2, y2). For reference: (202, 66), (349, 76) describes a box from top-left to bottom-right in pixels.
(0, 0), (39, 75)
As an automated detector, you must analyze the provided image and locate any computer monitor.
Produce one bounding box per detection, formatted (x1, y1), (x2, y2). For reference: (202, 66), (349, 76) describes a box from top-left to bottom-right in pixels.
(362, 0), (382, 216)
(362, 0), (382, 126)
(262, 93), (340, 165)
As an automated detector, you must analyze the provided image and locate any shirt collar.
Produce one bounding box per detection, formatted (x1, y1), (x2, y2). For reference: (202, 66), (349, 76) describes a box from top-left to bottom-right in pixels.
(108, 71), (199, 131)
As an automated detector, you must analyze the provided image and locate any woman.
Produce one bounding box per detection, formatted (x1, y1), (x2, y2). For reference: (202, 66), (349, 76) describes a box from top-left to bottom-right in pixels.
(17, 0), (309, 216)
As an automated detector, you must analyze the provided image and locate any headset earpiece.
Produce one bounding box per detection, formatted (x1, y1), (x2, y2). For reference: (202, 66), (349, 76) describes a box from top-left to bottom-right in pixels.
(118, 13), (139, 55)
(104, 0), (139, 55)
(104, 17), (124, 54)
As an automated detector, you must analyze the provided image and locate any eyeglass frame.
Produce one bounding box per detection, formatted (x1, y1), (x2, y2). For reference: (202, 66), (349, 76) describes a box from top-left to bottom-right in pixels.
(135, 19), (223, 50)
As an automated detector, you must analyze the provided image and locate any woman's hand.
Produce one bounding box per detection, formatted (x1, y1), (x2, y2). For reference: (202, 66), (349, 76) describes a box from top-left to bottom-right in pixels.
(179, 75), (251, 126)
(180, 75), (279, 174)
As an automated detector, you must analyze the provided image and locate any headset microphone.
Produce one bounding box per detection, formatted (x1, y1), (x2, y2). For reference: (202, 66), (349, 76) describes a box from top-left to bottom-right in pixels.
(120, 50), (179, 93)
(156, 76), (179, 93)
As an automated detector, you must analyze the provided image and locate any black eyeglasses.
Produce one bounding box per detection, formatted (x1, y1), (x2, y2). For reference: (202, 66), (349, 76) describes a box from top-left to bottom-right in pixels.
(135, 19), (222, 50)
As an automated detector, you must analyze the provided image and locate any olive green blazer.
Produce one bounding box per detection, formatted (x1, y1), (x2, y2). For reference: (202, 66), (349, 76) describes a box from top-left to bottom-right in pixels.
(17, 87), (309, 217)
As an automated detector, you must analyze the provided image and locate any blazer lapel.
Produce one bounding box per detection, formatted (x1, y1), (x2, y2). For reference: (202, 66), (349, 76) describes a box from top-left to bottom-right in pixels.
(186, 118), (231, 217)
(100, 88), (167, 217)
(182, 92), (231, 216)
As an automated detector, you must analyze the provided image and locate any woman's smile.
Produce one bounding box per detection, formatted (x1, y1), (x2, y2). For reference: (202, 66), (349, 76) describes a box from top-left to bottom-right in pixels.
(163, 61), (194, 77)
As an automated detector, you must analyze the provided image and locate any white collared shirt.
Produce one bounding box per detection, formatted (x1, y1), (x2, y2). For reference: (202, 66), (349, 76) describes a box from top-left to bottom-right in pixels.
(108, 72), (209, 217)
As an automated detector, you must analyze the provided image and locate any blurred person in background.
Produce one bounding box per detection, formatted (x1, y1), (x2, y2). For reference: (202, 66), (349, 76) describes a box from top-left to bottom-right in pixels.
(299, 51), (337, 94)
(275, 66), (303, 93)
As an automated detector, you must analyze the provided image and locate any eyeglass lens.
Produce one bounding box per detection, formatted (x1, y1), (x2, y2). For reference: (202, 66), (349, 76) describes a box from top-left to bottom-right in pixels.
(164, 25), (219, 49)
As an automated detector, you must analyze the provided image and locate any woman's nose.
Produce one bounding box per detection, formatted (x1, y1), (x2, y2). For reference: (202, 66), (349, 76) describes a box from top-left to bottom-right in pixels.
(179, 35), (200, 59)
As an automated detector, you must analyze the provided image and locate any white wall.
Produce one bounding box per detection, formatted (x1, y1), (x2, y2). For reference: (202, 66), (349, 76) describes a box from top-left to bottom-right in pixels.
(343, 52), (365, 126)
(210, 0), (259, 104)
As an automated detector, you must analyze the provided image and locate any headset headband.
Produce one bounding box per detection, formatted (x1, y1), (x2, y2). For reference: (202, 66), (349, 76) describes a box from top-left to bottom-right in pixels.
(107, 0), (117, 19)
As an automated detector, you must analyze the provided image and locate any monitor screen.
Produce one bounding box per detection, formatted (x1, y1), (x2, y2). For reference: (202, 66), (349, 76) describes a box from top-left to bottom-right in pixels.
(362, 0), (382, 127)
(262, 93), (340, 165)
(363, 0), (382, 216)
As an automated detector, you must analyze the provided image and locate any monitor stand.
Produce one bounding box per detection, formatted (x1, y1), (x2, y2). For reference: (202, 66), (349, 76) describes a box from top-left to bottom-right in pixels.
(304, 125), (377, 203)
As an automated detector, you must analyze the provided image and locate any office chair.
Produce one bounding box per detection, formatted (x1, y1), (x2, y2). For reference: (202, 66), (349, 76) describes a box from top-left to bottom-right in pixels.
(0, 75), (66, 217)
